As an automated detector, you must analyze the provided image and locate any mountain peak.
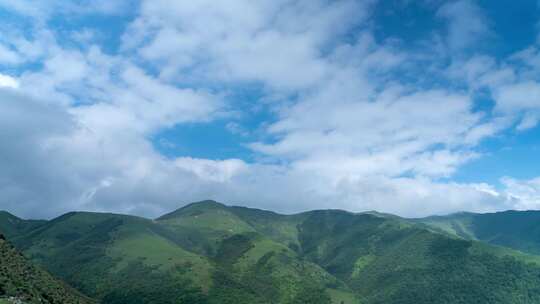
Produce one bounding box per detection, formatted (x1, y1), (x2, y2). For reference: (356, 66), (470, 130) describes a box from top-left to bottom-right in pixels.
(189, 200), (225, 207)
(156, 200), (227, 220)
(0, 210), (19, 220)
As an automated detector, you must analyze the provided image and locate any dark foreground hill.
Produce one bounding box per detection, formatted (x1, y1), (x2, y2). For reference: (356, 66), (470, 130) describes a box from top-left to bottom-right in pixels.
(3, 201), (540, 304)
(0, 234), (94, 304)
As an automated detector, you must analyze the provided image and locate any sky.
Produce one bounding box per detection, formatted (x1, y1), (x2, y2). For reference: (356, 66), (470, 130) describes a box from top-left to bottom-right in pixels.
(1, 0), (540, 219)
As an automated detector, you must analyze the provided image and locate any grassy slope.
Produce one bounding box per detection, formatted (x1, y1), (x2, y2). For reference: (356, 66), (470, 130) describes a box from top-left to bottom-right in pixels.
(157, 201), (354, 303)
(0, 234), (94, 304)
(156, 200), (257, 256)
(107, 229), (213, 290)
(227, 206), (306, 248)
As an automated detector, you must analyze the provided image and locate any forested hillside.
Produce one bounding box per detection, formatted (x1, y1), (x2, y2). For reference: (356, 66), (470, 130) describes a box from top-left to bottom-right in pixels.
(418, 210), (540, 255)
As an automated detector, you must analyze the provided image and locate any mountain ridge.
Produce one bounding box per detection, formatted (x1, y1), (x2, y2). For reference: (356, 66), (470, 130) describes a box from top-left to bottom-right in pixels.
(4, 201), (540, 303)
(11, 200), (540, 224)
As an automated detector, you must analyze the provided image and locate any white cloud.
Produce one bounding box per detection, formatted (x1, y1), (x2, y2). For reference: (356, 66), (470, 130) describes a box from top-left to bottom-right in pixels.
(0, 0), (131, 20)
(0, 87), (224, 218)
(15, 44), (223, 133)
(0, 21), (226, 218)
(0, 0), (45, 18)
(517, 113), (540, 131)
(0, 44), (22, 64)
(493, 81), (540, 130)
(495, 81), (540, 113)
(437, 0), (491, 51)
(123, 0), (372, 90)
(329, 176), (508, 217)
(501, 177), (540, 210)
(174, 157), (248, 183)
(445, 55), (498, 88)
(226, 122), (249, 137)
(0, 73), (19, 88)
(0, 28), (59, 68)
(0, 88), (527, 219)
(253, 87), (486, 179)
(442, 48), (540, 132)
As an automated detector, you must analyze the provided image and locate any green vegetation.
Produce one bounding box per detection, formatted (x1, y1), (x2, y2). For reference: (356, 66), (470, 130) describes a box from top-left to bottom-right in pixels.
(418, 210), (540, 255)
(0, 211), (45, 240)
(3, 201), (540, 303)
(0, 234), (93, 304)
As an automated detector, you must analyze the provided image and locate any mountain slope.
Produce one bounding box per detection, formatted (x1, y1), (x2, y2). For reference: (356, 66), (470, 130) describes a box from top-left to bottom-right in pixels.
(0, 234), (94, 304)
(0, 211), (45, 240)
(298, 210), (540, 303)
(13, 211), (211, 303)
(417, 210), (540, 255)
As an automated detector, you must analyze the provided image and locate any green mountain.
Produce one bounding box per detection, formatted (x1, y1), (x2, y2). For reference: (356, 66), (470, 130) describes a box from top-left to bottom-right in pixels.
(0, 211), (45, 240)
(0, 233), (94, 304)
(11, 211), (213, 304)
(298, 210), (540, 303)
(3, 202), (540, 303)
(417, 210), (540, 255)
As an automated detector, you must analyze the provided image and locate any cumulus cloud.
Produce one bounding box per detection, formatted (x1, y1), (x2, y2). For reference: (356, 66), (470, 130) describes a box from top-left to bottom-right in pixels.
(0, 87), (226, 218)
(0, 89), (77, 217)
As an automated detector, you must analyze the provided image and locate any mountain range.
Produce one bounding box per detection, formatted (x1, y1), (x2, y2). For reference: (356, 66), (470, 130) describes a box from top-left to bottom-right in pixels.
(2, 201), (540, 303)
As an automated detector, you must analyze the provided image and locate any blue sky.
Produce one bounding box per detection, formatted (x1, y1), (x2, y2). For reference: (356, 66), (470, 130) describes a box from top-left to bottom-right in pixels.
(0, 0), (540, 218)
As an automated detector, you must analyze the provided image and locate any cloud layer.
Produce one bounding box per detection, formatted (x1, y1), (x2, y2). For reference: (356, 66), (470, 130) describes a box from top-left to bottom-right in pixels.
(1, 0), (540, 218)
